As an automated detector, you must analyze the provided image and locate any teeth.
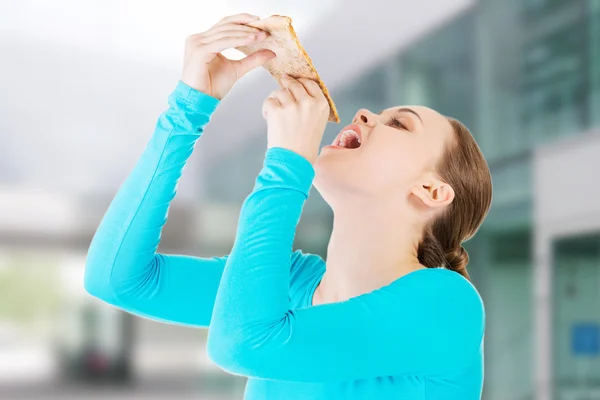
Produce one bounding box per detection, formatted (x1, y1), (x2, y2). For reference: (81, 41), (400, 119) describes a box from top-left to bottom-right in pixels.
(342, 130), (361, 142)
(334, 130), (361, 147)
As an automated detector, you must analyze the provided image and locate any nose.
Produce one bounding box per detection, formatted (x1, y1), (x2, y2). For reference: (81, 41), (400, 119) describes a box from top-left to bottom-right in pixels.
(352, 109), (378, 126)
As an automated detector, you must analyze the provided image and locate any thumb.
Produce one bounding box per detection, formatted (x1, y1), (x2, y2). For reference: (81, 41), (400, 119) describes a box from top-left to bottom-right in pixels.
(234, 49), (276, 77)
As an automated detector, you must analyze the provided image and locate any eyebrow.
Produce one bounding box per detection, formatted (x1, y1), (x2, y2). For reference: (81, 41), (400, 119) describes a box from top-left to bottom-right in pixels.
(377, 107), (424, 126)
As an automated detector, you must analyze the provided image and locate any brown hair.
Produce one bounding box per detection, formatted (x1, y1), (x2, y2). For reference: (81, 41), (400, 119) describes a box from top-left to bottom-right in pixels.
(417, 118), (492, 281)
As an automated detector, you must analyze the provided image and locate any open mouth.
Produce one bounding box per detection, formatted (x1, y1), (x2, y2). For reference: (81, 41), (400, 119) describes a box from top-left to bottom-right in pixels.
(332, 125), (362, 149)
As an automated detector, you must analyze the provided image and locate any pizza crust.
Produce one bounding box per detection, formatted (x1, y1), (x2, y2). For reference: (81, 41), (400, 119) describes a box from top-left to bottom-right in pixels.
(236, 15), (340, 123)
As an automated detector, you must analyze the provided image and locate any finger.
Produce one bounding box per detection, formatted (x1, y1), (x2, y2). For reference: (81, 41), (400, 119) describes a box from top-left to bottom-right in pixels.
(297, 78), (326, 99)
(203, 34), (266, 55)
(202, 23), (264, 38)
(270, 88), (294, 105)
(199, 29), (266, 44)
(262, 97), (280, 119)
(234, 49), (276, 77)
(214, 13), (260, 28)
(281, 75), (310, 101)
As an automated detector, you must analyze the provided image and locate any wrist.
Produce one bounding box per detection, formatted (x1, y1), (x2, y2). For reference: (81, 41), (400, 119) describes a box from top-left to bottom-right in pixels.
(267, 144), (317, 165)
(175, 80), (220, 104)
(168, 82), (220, 129)
(179, 75), (218, 99)
(262, 147), (316, 195)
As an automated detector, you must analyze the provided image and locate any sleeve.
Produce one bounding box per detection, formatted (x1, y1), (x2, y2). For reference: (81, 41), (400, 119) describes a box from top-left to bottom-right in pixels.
(84, 81), (226, 328)
(206, 147), (485, 381)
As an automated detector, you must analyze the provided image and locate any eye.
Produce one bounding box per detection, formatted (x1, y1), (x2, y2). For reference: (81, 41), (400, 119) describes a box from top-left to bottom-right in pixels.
(389, 117), (408, 130)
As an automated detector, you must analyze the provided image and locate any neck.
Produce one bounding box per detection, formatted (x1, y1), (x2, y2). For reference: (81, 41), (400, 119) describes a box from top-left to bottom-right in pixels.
(314, 196), (426, 305)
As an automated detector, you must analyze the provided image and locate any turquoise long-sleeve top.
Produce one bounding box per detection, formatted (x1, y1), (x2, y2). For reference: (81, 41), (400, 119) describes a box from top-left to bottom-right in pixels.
(85, 81), (486, 399)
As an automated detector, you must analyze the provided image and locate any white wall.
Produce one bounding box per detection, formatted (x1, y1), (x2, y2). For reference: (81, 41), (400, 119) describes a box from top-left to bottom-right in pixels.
(535, 128), (600, 235)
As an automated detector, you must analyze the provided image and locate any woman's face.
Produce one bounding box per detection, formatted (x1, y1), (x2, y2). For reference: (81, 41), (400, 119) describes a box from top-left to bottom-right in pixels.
(313, 105), (455, 205)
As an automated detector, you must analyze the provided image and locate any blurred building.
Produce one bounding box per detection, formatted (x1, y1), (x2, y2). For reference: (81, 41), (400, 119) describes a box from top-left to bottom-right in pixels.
(0, 0), (599, 400)
(204, 1), (600, 399)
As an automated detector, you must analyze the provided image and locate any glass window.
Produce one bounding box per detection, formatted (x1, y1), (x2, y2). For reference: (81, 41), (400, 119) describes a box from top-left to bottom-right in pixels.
(488, 155), (532, 207)
(552, 233), (600, 396)
(520, 3), (588, 143)
(523, 0), (578, 18)
(590, 0), (600, 127)
(483, 230), (534, 400)
(478, 0), (591, 162)
(395, 12), (477, 135)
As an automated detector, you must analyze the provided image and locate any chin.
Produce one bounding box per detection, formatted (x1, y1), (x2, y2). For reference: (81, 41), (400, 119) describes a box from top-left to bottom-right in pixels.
(313, 151), (372, 203)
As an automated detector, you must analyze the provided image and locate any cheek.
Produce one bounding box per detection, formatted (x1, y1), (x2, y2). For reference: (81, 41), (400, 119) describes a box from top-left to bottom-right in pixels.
(361, 140), (422, 184)
(313, 137), (429, 195)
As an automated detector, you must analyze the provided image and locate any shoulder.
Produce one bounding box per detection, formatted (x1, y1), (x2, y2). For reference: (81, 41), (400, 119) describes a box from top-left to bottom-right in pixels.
(387, 268), (485, 361)
(406, 268), (484, 325)
(391, 268), (485, 374)
(394, 268), (484, 313)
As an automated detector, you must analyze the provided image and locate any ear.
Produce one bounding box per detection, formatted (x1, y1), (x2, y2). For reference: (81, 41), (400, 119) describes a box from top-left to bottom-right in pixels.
(411, 174), (455, 210)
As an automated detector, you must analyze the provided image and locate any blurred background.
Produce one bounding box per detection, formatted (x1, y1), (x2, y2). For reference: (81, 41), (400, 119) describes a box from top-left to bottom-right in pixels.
(1, 0), (599, 399)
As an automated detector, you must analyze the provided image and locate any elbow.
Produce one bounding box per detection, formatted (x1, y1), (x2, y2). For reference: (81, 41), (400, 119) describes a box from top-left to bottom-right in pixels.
(84, 249), (160, 306)
(206, 334), (237, 372)
(83, 271), (103, 300)
(206, 315), (294, 378)
(83, 233), (114, 301)
(83, 244), (125, 304)
(206, 334), (256, 376)
(83, 254), (113, 302)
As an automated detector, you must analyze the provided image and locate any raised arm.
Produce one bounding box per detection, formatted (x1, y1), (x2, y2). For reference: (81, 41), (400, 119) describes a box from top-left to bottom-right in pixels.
(84, 13), (276, 327)
(84, 81), (227, 327)
(207, 147), (485, 380)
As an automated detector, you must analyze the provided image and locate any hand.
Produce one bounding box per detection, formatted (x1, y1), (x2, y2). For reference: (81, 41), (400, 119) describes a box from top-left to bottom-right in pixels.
(262, 76), (330, 164)
(181, 13), (276, 100)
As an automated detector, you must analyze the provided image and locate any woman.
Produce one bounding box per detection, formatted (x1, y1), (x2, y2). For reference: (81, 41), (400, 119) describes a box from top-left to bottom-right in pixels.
(85, 13), (491, 400)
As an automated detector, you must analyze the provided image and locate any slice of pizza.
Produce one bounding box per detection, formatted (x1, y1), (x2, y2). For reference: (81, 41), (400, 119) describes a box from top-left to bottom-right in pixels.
(236, 15), (340, 123)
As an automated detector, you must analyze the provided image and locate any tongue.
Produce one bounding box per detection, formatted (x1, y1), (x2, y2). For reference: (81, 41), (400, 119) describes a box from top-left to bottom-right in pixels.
(340, 136), (360, 149)
(347, 137), (360, 149)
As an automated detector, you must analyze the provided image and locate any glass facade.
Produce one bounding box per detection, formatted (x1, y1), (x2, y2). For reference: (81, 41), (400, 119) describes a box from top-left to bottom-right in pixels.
(475, 1), (599, 398)
(204, 3), (600, 397)
(483, 231), (533, 400)
(477, 0), (593, 163)
(395, 12), (477, 133)
(591, 0), (600, 127)
(521, 0), (589, 143)
(553, 234), (600, 396)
